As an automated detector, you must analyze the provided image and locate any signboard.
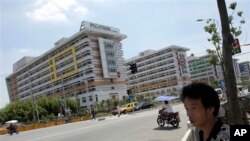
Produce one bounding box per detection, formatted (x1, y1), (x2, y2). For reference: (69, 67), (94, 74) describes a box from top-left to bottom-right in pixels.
(117, 72), (121, 78)
(239, 64), (244, 72)
(80, 21), (119, 33)
(219, 80), (226, 91)
(178, 58), (186, 65)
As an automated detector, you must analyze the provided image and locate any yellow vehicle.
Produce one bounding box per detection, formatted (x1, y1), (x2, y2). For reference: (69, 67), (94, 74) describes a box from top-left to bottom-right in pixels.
(123, 102), (138, 112)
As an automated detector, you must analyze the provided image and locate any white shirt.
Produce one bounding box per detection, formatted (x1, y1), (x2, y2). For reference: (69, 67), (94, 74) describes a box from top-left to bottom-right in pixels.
(163, 104), (174, 113)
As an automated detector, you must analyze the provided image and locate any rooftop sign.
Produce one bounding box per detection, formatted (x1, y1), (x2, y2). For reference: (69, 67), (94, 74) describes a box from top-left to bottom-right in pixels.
(80, 21), (119, 33)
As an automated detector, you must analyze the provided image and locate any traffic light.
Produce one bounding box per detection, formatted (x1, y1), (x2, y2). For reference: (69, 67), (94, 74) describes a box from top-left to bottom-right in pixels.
(129, 63), (138, 74)
(232, 38), (241, 55)
(233, 38), (240, 48)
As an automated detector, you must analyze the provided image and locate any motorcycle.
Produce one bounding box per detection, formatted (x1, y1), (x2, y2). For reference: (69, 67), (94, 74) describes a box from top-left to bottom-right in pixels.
(7, 125), (19, 135)
(157, 109), (180, 127)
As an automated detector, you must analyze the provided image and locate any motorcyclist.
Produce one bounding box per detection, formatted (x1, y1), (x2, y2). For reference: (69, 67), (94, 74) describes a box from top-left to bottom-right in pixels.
(162, 101), (174, 117)
(157, 101), (180, 127)
(7, 123), (17, 133)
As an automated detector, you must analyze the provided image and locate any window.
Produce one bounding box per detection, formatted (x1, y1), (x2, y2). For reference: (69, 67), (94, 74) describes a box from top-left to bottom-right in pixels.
(89, 95), (93, 101)
(95, 95), (98, 102)
(82, 97), (86, 103)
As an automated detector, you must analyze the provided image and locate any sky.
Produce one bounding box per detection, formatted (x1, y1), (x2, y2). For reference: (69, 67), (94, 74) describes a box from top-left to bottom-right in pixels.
(1, 0), (250, 108)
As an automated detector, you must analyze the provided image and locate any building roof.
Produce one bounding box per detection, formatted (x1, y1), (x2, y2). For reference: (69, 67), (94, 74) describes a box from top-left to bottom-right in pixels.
(125, 45), (189, 63)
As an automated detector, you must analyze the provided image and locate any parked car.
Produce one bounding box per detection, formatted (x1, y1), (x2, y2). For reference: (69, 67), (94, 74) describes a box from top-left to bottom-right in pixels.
(134, 102), (154, 111)
(124, 102), (138, 112)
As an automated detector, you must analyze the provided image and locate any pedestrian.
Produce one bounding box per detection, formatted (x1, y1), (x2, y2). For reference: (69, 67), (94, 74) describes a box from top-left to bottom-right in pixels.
(91, 107), (96, 120)
(181, 83), (230, 141)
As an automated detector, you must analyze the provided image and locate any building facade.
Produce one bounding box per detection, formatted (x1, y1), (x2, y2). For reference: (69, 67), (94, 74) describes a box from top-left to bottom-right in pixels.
(13, 56), (36, 72)
(6, 21), (127, 109)
(187, 55), (217, 83)
(239, 61), (250, 81)
(188, 55), (241, 84)
(125, 46), (190, 97)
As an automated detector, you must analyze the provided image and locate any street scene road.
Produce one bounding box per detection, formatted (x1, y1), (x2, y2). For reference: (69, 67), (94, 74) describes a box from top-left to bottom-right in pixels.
(0, 104), (188, 141)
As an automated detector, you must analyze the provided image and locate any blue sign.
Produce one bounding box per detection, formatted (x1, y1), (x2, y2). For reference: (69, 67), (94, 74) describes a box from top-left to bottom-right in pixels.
(219, 80), (226, 91)
(239, 64), (244, 72)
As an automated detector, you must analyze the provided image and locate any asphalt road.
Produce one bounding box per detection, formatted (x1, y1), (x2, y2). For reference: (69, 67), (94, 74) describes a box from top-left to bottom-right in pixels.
(0, 103), (188, 141)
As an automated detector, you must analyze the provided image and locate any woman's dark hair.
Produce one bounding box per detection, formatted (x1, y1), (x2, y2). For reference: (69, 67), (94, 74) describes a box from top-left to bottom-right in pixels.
(181, 83), (220, 117)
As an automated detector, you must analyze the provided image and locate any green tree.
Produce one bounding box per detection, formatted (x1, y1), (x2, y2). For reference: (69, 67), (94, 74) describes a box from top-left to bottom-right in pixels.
(66, 99), (78, 114)
(203, 2), (245, 78)
(37, 97), (60, 117)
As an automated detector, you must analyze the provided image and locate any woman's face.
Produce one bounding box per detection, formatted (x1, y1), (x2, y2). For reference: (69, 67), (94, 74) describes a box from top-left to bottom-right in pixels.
(184, 97), (214, 128)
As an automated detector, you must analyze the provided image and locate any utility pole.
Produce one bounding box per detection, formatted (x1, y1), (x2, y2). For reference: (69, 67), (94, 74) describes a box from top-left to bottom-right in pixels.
(216, 0), (246, 124)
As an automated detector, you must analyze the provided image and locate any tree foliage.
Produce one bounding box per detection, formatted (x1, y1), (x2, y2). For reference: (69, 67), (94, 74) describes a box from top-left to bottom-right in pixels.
(0, 97), (85, 124)
(203, 1), (245, 63)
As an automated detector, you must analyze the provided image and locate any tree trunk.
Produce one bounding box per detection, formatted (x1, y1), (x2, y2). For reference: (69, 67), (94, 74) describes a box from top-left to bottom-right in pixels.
(216, 0), (247, 124)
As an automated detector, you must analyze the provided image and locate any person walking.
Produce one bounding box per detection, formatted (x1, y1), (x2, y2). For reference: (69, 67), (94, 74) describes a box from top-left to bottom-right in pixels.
(91, 107), (96, 120)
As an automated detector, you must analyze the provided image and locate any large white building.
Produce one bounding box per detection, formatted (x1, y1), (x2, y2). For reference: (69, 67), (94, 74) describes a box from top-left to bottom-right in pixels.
(6, 21), (127, 109)
(188, 55), (241, 84)
(125, 45), (190, 97)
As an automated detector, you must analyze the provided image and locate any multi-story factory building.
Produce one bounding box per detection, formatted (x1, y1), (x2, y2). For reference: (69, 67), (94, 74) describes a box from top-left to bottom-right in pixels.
(125, 46), (190, 97)
(6, 21), (127, 108)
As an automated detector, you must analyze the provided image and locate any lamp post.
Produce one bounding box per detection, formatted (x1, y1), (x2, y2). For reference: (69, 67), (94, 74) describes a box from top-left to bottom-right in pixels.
(75, 94), (79, 115)
(60, 74), (67, 116)
(28, 70), (40, 122)
(197, 18), (220, 29)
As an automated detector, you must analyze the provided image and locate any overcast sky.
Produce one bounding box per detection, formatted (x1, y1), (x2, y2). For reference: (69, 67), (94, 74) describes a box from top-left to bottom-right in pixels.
(1, 0), (250, 108)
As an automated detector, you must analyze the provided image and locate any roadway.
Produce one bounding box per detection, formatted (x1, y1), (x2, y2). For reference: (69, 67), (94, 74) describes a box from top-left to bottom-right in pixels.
(0, 103), (188, 141)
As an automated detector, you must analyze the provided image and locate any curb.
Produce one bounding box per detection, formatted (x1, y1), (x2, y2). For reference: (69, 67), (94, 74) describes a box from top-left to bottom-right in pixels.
(97, 118), (106, 121)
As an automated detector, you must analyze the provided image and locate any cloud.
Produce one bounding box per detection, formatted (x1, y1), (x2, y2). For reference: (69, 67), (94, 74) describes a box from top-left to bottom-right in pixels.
(74, 6), (88, 15)
(19, 48), (31, 53)
(26, 0), (88, 23)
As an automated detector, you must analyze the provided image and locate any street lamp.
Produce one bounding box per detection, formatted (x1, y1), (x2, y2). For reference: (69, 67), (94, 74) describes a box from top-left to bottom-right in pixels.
(60, 74), (67, 116)
(197, 18), (220, 28)
(28, 70), (40, 122)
